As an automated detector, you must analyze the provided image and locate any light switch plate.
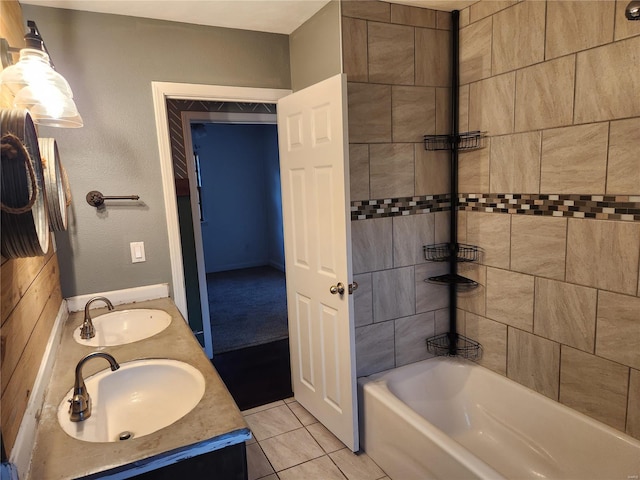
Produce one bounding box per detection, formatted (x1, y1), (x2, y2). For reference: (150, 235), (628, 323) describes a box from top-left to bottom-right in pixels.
(130, 242), (146, 263)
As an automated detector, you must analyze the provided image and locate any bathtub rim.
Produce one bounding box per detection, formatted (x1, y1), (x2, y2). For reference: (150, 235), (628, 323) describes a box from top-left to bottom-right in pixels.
(358, 359), (507, 479)
(360, 356), (640, 452)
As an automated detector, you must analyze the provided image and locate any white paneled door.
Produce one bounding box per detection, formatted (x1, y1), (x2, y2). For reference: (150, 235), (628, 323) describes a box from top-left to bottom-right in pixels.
(277, 74), (358, 451)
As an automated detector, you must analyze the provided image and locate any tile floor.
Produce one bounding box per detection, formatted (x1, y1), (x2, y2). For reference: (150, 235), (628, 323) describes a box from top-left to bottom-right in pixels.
(242, 398), (389, 480)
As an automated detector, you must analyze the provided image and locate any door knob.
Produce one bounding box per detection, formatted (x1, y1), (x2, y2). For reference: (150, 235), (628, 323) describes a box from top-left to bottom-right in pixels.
(330, 282), (359, 295)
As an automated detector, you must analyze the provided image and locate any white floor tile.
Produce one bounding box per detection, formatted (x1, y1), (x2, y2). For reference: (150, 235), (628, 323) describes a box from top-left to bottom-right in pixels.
(260, 428), (325, 472)
(288, 401), (317, 426)
(278, 456), (347, 480)
(242, 400), (286, 416)
(245, 405), (303, 441)
(306, 422), (346, 453)
(329, 448), (386, 480)
(247, 443), (275, 480)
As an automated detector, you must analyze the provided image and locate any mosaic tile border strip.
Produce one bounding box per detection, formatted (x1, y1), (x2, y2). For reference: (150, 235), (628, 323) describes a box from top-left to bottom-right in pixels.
(351, 194), (640, 222)
(351, 194), (451, 220)
(459, 194), (640, 222)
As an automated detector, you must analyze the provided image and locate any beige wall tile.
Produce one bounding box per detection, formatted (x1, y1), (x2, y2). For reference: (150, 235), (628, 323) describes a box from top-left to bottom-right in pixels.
(459, 143), (490, 194)
(392, 86), (436, 142)
(486, 268), (534, 331)
(466, 211), (511, 269)
(515, 55), (575, 132)
(540, 123), (608, 195)
(457, 210), (467, 244)
(615, 0), (640, 40)
(560, 346), (629, 431)
(342, 0), (389, 22)
(546, 1), (615, 60)
(508, 327), (560, 400)
(575, 36), (640, 123)
(459, 84), (470, 133)
(395, 312), (436, 367)
(351, 217), (393, 274)
(415, 147), (449, 196)
(369, 143), (414, 199)
(435, 308), (450, 335)
(466, 313), (507, 375)
(470, 1), (517, 24)
(510, 215), (567, 281)
(596, 291), (640, 370)
(393, 213), (435, 268)
(492, 1), (545, 74)
(435, 210), (451, 244)
(391, 3), (436, 28)
(349, 144), (369, 201)
(415, 262), (450, 313)
(355, 321), (395, 376)
(469, 72), (515, 135)
(373, 266), (415, 322)
(566, 219), (640, 295)
(460, 6), (470, 28)
(435, 87), (450, 135)
(353, 273), (373, 328)
(607, 117), (640, 195)
(342, 17), (368, 83)
(436, 10), (452, 30)
(460, 17), (492, 85)
(490, 132), (541, 194)
(347, 82), (391, 143)
(457, 263), (486, 317)
(416, 27), (450, 87)
(628, 369), (640, 440)
(369, 22), (414, 85)
(534, 278), (597, 353)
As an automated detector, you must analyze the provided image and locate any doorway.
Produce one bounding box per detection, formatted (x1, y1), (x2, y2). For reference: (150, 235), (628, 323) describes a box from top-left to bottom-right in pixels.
(180, 110), (294, 409)
(191, 120), (288, 354)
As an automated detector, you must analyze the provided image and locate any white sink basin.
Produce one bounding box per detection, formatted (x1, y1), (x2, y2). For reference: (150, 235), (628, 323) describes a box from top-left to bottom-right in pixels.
(57, 359), (205, 442)
(73, 309), (172, 347)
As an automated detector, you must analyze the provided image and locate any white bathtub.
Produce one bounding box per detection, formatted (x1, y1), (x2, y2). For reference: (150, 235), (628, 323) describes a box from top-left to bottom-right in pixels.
(359, 357), (640, 480)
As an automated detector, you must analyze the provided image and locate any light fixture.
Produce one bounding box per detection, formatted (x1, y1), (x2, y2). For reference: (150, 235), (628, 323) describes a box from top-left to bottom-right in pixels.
(0, 20), (83, 128)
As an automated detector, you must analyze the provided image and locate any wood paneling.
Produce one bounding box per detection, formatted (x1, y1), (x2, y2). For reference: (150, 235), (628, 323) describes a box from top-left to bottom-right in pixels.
(1, 249), (54, 325)
(1, 0), (63, 458)
(0, 0), (25, 108)
(1, 254), (59, 394)
(1, 281), (61, 454)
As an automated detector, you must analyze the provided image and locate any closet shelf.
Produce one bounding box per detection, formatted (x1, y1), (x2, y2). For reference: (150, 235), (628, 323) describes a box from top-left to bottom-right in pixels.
(425, 273), (478, 291)
(423, 131), (486, 151)
(424, 243), (479, 263)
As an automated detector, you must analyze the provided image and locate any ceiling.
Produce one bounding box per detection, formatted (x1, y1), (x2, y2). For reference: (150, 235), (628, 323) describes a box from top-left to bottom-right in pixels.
(19, 0), (476, 35)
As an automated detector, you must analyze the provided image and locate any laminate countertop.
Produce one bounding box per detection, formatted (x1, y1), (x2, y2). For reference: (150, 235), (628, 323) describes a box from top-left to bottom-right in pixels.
(27, 297), (250, 479)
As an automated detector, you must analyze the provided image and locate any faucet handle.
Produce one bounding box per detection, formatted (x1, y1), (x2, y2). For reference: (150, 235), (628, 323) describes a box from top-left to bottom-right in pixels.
(79, 319), (96, 339)
(68, 394), (92, 421)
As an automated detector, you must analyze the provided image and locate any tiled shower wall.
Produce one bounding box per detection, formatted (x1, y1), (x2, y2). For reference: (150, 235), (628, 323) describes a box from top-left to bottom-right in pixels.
(456, 0), (640, 439)
(341, 1), (454, 376)
(345, 0), (640, 441)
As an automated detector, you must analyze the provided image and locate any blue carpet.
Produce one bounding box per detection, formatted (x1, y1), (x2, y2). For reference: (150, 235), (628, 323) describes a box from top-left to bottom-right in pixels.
(207, 266), (289, 353)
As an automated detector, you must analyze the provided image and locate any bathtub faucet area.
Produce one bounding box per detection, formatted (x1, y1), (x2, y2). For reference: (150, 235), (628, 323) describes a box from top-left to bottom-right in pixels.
(69, 352), (120, 422)
(80, 296), (114, 339)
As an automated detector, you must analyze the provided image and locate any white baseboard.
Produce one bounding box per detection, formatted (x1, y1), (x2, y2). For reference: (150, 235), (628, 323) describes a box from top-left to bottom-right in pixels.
(11, 301), (68, 479)
(65, 284), (170, 312)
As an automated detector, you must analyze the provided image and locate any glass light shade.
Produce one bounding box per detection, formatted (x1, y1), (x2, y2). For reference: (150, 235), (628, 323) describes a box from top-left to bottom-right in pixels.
(0, 48), (73, 97)
(14, 85), (83, 128)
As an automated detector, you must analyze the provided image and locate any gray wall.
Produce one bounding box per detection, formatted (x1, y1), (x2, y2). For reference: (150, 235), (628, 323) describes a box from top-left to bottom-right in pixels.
(289, 0), (342, 92)
(22, 5), (291, 298)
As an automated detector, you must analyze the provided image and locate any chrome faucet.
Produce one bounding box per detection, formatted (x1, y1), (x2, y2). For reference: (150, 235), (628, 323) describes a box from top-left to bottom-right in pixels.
(69, 352), (120, 422)
(80, 296), (114, 339)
